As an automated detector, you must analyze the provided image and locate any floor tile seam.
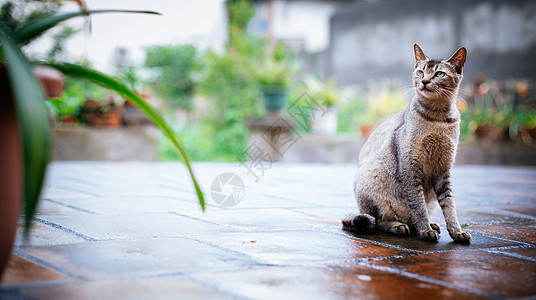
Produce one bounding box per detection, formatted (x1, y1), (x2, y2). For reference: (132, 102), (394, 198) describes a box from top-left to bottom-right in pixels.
(210, 205), (325, 210)
(468, 208), (536, 221)
(47, 185), (101, 198)
(466, 221), (536, 227)
(11, 250), (84, 281)
(167, 212), (246, 231)
(465, 229), (534, 246)
(255, 193), (331, 207)
(48, 175), (97, 186)
(42, 198), (99, 215)
(396, 247), (508, 256)
(275, 255), (425, 268)
(182, 236), (271, 266)
(287, 208), (344, 220)
(0, 279), (78, 291)
(31, 217), (97, 242)
(355, 262), (498, 299)
(338, 232), (530, 255)
(334, 231), (423, 255)
(485, 249), (536, 262)
(167, 212), (340, 232)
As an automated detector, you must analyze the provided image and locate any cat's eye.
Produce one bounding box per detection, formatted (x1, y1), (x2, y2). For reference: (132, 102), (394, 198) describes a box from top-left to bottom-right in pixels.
(415, 70), (424, 77)
(435, 71), (446, 78)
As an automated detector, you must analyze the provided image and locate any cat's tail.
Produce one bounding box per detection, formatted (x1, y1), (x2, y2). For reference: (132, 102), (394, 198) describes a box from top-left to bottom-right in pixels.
(342, 213), (376, 234)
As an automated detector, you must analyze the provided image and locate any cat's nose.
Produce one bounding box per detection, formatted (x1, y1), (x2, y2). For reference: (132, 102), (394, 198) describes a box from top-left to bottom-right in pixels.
(421, 79), (431, 86)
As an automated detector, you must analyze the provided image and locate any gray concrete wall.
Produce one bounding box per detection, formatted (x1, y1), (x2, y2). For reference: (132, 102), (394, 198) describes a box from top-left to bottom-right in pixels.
(53, 126), (159, 161)
(329, 0), (536, 86)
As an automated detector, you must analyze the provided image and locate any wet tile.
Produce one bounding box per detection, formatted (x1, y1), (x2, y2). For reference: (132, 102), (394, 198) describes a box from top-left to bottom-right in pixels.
(193, 264), (489, 300)
(14, 221), (89, 247)
(37, 213), (232, 240)
(1, 254), (71, 287)
(179, 208), (339, 233)
(490, 246), (536, 260)
(467, 224), (536, 244)
(370, 250), (536, 299)
(36, 199), (95, 215)
(40, 186), (100, 200)
(455, 209), (536, 226)
(343, 226), (524, 252)
(18, 238), (258, 280)
(7, 162), (534, 299)
(497, 205), (536, 218)
(292, 206), (362, 222)
(50, 196), (207, 215)
(192, 231), (410, 265)
(4, 277), (234, 300)
(212, 193), (316, 209)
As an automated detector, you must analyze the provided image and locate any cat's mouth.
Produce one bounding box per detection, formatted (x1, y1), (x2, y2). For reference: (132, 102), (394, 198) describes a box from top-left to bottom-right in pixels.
(420, 87), (432, 93)
(419, 86), (436, 94)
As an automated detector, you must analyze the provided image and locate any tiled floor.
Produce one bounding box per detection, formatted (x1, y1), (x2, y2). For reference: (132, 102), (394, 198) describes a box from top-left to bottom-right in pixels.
(1, 162), (535, 299)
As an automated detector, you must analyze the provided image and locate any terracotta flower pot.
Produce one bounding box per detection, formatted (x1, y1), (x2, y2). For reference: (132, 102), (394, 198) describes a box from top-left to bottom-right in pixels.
(0, 64), (64, 282)
(359, 124), (376, 138)
(0, 66), (23, 283)
(475, 124), (500, 140)
(33, 65), (65, 98)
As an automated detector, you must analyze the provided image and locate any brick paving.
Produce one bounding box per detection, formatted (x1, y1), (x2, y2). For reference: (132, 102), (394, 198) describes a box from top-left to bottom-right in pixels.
(1, 162), (535, 299)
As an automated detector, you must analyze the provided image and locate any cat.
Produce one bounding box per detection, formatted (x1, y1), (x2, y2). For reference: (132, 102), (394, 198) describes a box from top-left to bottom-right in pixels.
(342, 44), (471, 244)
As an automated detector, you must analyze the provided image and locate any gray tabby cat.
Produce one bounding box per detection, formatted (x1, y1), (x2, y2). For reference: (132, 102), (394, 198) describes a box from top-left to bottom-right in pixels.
(342, 44), (471, 244)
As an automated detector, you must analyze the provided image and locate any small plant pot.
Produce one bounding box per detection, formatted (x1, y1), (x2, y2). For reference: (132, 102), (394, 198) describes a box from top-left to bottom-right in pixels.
(262, 89), (287, 112)
(475, 124), (500, 140)
(61, 115), (79, 125)
(359, 124), (376, 138)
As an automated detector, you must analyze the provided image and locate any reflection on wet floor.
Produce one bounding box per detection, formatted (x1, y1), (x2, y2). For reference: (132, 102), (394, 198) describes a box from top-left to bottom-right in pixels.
(1, 162), (535, 299)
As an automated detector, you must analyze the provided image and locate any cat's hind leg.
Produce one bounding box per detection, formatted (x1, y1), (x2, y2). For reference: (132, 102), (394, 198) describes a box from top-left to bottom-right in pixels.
(342, 214), (376, 234)
(377, 220), (410, 236)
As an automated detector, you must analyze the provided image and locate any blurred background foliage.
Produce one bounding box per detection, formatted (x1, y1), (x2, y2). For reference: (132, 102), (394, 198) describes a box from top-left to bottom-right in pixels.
(10, 0), (536, 162)
(144, 44), (200, 111)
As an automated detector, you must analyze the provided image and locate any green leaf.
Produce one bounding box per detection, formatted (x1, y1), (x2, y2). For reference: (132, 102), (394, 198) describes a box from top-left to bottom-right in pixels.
(0, 28), (52, 233)
(47, 62), (206, 211)
(12, 9), (160, 45)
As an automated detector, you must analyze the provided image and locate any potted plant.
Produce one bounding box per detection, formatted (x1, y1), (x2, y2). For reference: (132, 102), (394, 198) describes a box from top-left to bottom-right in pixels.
(355, 110), (380, 138)
(254, 56), (295, 112)
(356, 80), (409, 138)
(80, 96), (124, 128)
(303, 76), (341, 135)
(0, 3), (205, 281)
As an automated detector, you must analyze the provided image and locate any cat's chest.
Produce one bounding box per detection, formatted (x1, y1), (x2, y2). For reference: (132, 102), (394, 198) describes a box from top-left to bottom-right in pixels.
(411, 124), (458, 174)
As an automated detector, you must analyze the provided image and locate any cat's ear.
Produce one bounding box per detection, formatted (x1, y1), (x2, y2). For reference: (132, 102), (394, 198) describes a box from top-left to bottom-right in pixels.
(414, 43), (428, 63)
(447, 47), (467, 74)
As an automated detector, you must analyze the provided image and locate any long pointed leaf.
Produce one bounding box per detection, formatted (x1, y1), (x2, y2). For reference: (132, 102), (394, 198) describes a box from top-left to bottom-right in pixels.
(0, 28), (52, 233)
(13, 9), (160, 45)
(48, 62), (206, 211)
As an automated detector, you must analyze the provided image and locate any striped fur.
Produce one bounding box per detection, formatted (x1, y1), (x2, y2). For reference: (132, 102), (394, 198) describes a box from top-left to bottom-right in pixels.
(343, 44), (471, 244)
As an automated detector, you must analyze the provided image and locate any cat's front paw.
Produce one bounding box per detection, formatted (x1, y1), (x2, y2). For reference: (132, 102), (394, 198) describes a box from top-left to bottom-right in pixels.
(418, 229), (439, 242)
(430, 223), (440, 234)
(451, 231), (471, 244)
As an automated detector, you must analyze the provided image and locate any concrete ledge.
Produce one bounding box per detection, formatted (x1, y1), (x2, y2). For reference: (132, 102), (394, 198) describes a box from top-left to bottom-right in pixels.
(280, 134), (536, 165)
(53, 126), (159, 161)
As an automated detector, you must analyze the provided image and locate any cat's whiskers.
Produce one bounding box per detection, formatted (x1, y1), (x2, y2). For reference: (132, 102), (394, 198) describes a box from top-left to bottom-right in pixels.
(438, 88), (457, 100)
(402, 85), (416, 98)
